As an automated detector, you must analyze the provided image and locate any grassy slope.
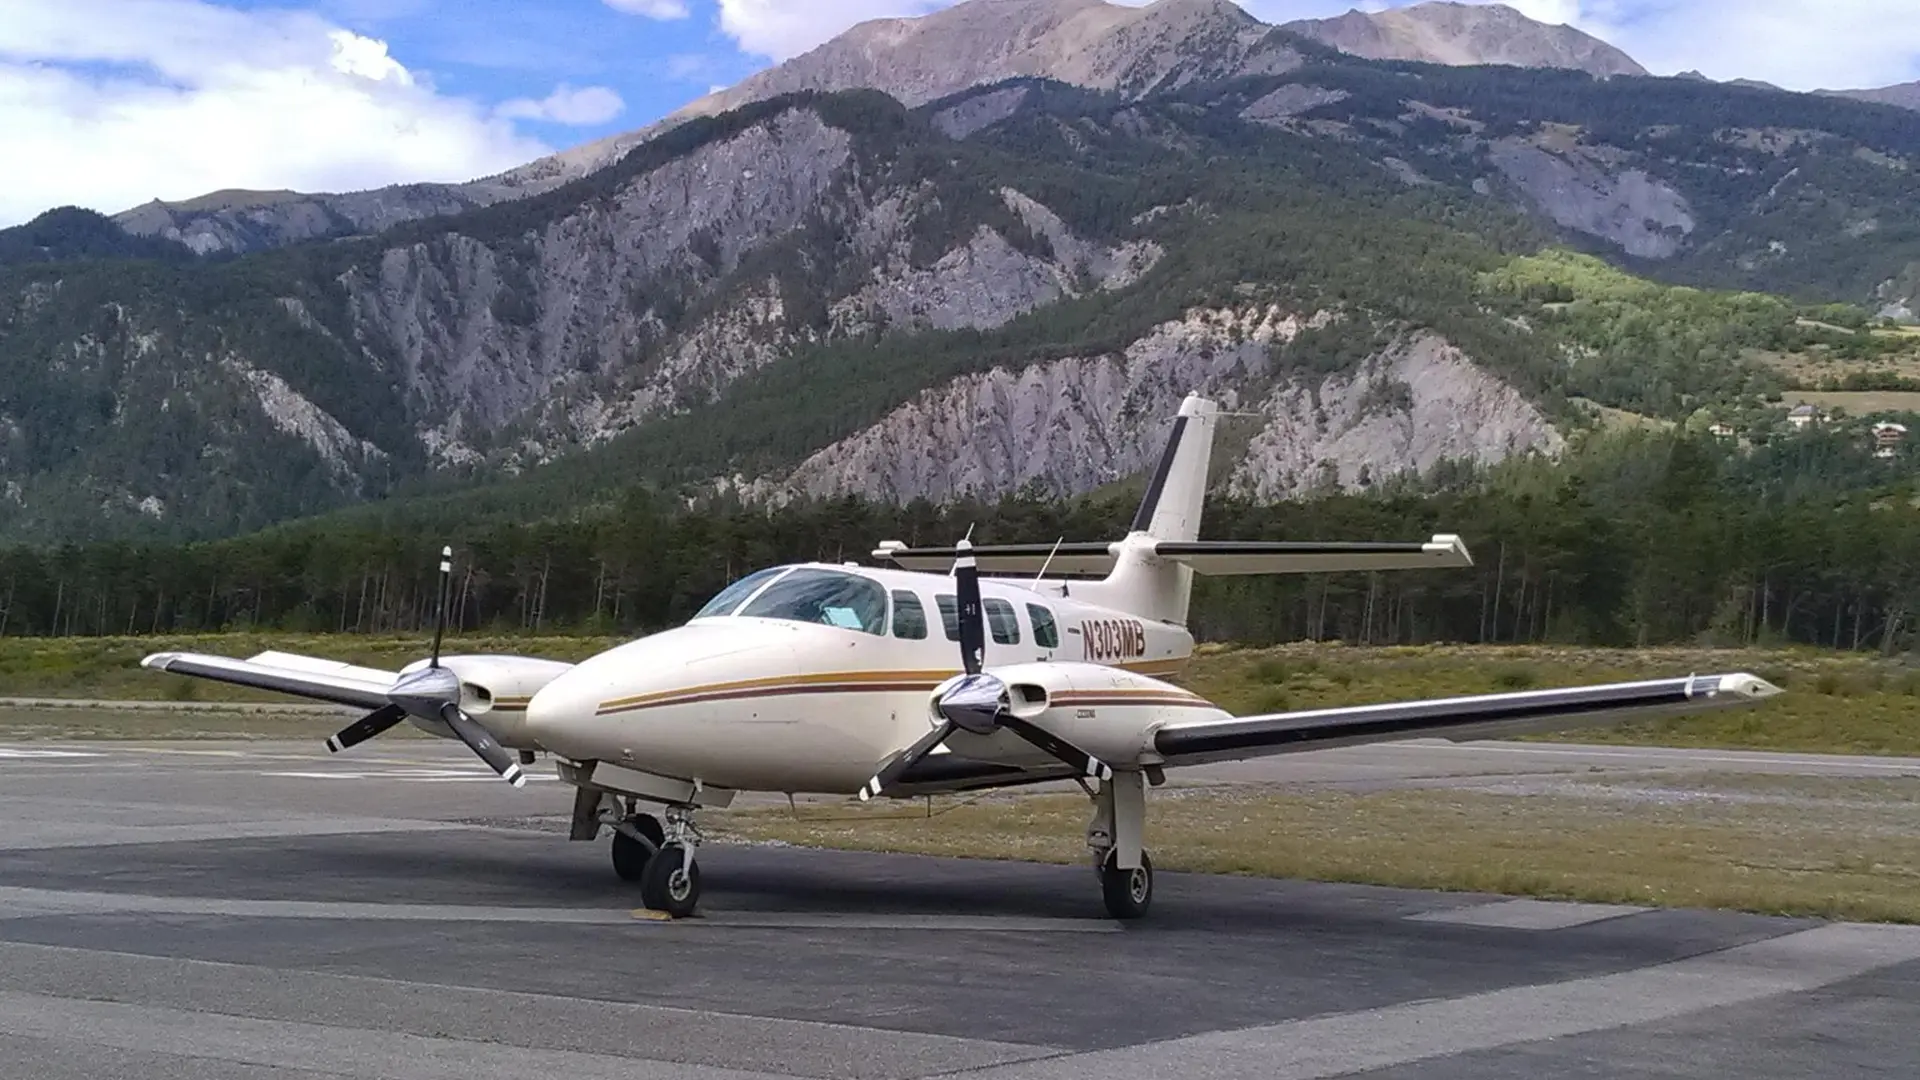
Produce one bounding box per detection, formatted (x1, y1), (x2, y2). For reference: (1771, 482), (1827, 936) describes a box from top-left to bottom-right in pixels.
(4, 633), (1914, 756)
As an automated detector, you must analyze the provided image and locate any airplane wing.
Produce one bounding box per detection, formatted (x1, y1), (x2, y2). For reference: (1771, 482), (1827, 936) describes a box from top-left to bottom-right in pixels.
(1147, 672), (1782, 767)
(870, 536), (1472, 577)
(141, 650), (397, 710)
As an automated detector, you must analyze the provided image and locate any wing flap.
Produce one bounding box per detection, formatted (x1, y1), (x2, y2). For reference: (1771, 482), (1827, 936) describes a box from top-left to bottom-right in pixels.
(246, 650), (401, 686)
(1150, 673), (1782, 765)
(141, 652), (395, 711)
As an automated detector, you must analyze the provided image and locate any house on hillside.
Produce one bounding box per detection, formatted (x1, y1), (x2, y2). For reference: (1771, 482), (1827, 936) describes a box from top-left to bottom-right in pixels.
(1872, 421), (1908, 459)
(1787, 403), (1824, 430)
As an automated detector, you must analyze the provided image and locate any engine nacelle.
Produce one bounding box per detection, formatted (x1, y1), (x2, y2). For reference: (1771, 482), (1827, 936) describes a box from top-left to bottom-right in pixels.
(397, 653), (575, 747)
(934, 661), (1231, 771)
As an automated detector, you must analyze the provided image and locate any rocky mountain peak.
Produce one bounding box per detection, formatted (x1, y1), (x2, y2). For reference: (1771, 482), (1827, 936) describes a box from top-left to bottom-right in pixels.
(1281, 1), (1647, 77)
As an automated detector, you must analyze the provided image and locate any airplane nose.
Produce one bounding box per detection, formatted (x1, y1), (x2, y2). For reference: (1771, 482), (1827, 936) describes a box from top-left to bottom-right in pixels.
(522, 622), (805, 764)
(524, 671), (596, 755)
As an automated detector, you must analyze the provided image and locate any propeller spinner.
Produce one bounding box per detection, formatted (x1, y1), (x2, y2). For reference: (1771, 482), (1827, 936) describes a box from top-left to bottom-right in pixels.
(323, 546), (526, 787)
(857, 538), (1112, 801)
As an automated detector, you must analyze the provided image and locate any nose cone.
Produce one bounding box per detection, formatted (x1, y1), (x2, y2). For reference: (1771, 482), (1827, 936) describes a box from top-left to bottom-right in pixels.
(523, 620), (802, 763)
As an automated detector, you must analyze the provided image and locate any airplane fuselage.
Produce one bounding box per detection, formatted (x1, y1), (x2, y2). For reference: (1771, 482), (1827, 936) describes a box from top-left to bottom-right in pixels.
(514, 561), (1210, 794)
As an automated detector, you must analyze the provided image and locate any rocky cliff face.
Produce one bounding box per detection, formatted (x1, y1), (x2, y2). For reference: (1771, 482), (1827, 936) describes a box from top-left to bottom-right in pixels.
(1281, 2), (1647, 76)
(780, 304), (1561, 504)
(343, 107), (857, 462)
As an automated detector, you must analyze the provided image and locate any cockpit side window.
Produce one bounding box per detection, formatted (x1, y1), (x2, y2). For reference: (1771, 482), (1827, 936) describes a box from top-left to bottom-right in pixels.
(1027, 603), (1060, 649)
(692, 566), (790, 619)
(934, 595), (961, 641)
(891, 590), (928, 639)
(737, 568), (889, 635)
(984, 598), (1020, 645)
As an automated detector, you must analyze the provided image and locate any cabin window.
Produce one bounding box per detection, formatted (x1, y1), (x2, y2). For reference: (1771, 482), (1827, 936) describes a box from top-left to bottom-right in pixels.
(736, 568), (888, 635)
(985, 599), (1020, 644)
(1026, 604), (1060, 649)
(891, 590), (929, 639)
(934, 595), (961, 641)
(692, 566), (790, 619)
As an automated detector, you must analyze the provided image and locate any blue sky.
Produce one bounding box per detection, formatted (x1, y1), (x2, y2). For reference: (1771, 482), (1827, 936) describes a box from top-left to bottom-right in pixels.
(1, 0), (1916, 228)
(301, 0), (767, 145)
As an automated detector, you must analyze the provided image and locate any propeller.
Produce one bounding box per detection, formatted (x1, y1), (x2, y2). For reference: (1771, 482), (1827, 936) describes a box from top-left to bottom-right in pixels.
(323, 545), (526, 787)
(858, 538), (1112, 801)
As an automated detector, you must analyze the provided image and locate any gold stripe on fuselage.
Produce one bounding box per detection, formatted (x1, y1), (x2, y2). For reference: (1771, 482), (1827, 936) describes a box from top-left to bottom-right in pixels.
(592, 658), (1197, 718)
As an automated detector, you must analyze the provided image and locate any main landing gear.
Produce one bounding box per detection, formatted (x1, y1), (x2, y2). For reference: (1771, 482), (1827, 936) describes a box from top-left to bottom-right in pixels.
(1087, 768), (1154, 920)
(593, 794), (705, 918)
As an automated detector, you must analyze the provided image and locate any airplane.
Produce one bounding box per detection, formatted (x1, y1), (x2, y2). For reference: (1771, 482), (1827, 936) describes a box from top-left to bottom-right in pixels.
(140, 393), (1784, 920)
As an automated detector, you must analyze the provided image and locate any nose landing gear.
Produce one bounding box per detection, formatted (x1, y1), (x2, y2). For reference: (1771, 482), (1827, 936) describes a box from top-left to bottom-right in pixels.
(609, 812), (665, 882)
(638, 805), (704, 918)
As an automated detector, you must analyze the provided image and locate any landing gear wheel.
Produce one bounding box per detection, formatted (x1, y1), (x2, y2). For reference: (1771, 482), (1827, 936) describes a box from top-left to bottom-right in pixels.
(610, 814), (665, 882)
(640, 843), (701, 917)
(1100, 849), (1152, 920)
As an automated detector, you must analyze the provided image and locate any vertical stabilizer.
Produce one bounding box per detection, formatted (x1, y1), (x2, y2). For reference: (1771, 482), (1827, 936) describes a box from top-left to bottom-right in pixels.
(1129, 394), (1219, 544)
(1075, 394), (1221, 626)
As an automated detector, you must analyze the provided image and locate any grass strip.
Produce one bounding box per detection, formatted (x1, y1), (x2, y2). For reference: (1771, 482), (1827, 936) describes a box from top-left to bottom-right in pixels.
(707, 774), (1920, 924)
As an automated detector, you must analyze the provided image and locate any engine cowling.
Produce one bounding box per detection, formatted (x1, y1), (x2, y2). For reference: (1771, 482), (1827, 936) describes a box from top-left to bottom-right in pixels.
(397, 654), (575, 746)
(932, 661), (1230, 771)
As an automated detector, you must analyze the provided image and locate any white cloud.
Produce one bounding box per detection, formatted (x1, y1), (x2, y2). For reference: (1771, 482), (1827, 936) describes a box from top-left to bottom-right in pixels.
(0, 0), (552, 228)
(715, 0), (954, 61)
(497, 83), (626, 126)
(603, 0), (692, 17)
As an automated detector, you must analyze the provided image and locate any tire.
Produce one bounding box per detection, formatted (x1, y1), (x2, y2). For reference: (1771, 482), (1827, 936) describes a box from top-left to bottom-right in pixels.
(1100, 849), (1152, 920)
(640, 844), (701, 918)
(610, 815), (665, 882)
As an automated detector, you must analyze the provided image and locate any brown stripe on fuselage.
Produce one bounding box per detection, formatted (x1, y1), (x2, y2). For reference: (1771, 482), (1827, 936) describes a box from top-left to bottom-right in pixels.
(597, 669), (958, 712)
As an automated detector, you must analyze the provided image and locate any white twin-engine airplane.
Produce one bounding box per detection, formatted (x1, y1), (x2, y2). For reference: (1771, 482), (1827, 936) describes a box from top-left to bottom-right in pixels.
(142, 394), (1784, 920)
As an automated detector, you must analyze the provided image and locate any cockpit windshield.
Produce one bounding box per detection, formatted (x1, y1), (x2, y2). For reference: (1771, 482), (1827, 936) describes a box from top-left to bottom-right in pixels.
(691, 566), (790, 619)
(735, 568), (888, 635)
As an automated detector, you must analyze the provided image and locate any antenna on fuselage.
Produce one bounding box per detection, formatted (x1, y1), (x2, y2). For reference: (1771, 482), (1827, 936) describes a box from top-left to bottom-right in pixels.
(1034, 536), (1065, 593)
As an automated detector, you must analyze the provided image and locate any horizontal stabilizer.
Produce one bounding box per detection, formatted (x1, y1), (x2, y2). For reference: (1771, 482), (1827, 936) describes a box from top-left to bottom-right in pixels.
(1150, 672), (1782, 766)
(142, 651), (394, 711)
(870, 536), (1472, 577)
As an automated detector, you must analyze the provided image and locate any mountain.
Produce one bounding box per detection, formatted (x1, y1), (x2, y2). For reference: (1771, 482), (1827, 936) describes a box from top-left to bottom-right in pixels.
(1280, 2), (1646, 76)
(1825, 81), (1920, 112)
(0, 207), (196, 266)
(11, 8), (1920, 543)
(108, 0), (1643, 258)
(10, 65), (1920, 544)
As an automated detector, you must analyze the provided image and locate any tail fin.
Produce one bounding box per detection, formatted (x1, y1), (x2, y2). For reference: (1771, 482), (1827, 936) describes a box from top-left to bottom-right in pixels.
(1128, 394), (1219, 545)
(868, 391), (1471, 627)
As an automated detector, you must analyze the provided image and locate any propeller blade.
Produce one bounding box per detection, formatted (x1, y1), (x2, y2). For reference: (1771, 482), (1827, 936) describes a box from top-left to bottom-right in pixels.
(1000, 715), (1114, 782)
(954, 537), (984, 676)
(438, 702), (526, 787)
(430, 545), (452, 668)
(325, 703), (408, 754)
(857, 720), (955, 801)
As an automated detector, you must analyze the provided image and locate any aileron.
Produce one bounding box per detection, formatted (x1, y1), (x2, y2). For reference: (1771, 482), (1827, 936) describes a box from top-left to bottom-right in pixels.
(1151, 672), (1782, 766)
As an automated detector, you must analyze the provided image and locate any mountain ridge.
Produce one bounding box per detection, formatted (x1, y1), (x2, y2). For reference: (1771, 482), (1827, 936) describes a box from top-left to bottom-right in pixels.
(104, 0), (1648, 256)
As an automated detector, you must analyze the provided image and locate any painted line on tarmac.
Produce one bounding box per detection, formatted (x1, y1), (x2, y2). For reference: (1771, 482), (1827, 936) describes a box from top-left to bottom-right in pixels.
(0, 886), (1119, 933)
(952, 922), (1920, 1080)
